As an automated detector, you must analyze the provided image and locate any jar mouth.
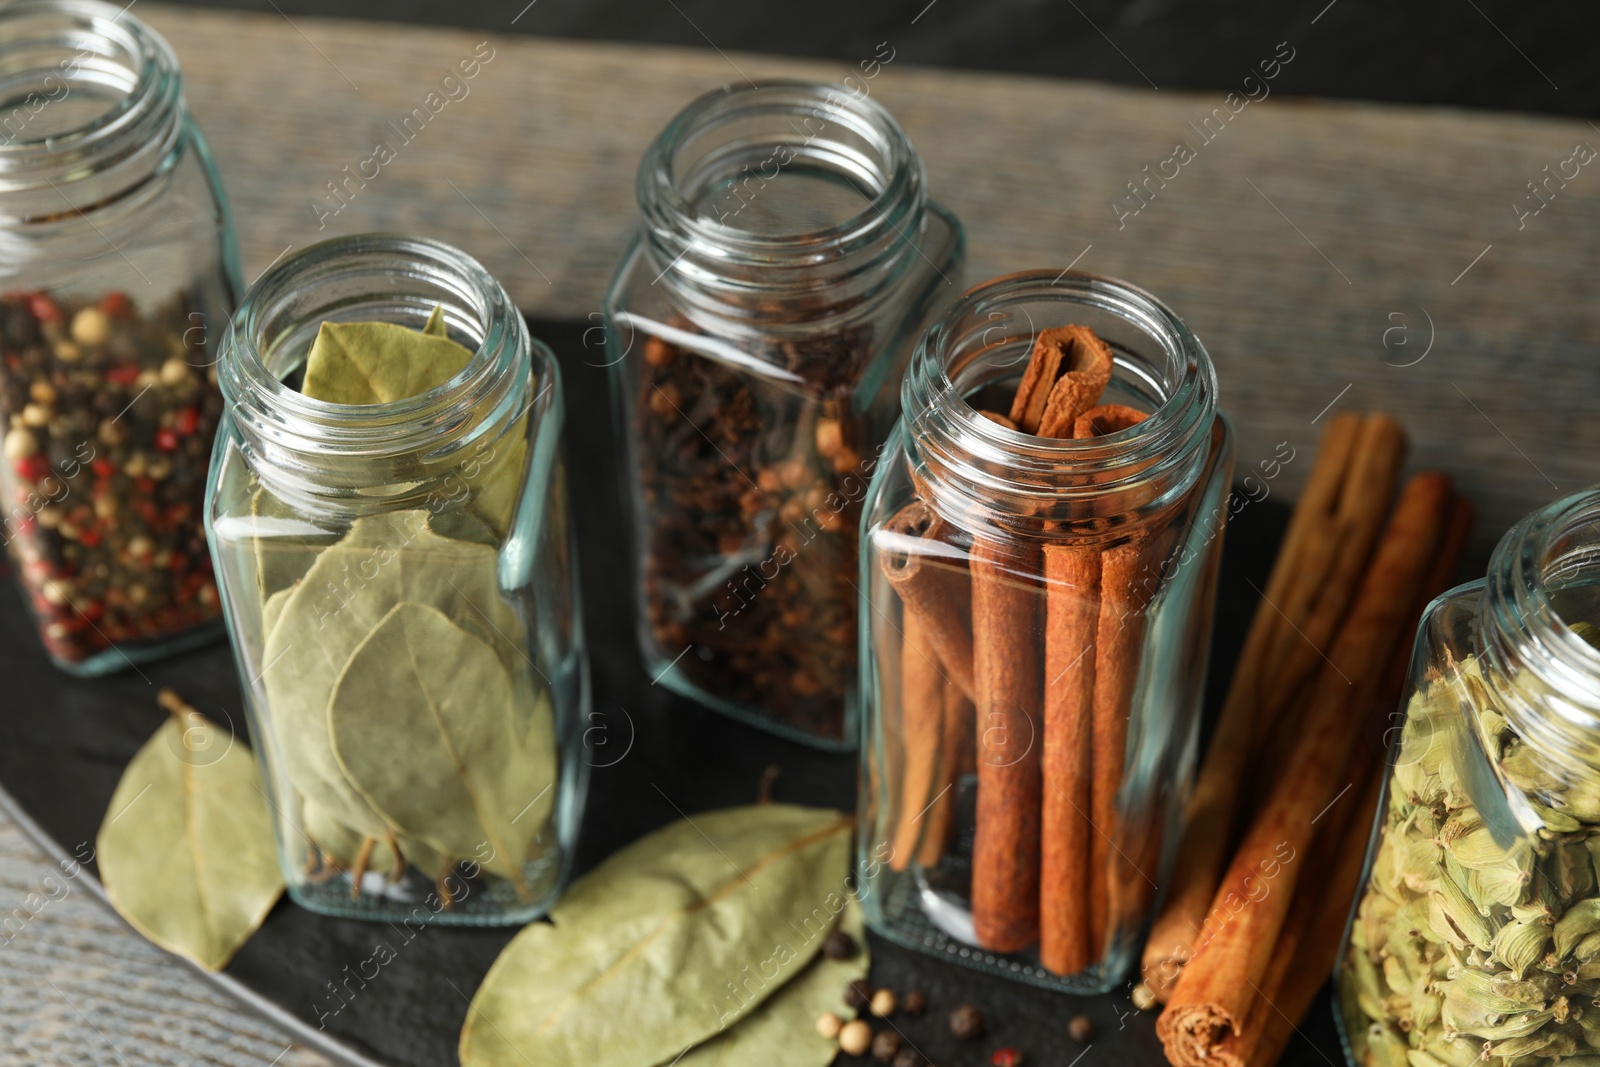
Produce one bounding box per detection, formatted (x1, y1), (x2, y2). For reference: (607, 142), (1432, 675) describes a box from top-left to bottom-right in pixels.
(904, 270), (1218, 532)
(1484, 485), (1600, 761)
(636, 79), (929, 328)
(0, 0), (182, 200)
(220, 233), (531, 463)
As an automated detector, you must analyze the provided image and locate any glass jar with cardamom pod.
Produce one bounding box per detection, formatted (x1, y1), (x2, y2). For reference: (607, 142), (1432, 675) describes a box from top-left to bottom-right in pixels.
(205, 234), (588, 924)
(0, 0), (240, 674)
(856, 271), (1234, 992)
(1339, 486), (1600, 1066)
(603, 79), (964, 748)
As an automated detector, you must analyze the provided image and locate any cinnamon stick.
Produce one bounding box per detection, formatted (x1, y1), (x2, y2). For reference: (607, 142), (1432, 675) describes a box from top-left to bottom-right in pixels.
(1073, 405), (1156, 953)
(1233, 770), (1382, 1067)
(881, 500), (975, 702)
(1141, 412), (1370, 998)
(1007, 326), (1113, 437)
(892, 609), (949, 872)
(915, 679), (973, 870)
(1039, 541), (1099, 974)
(1156, 472), (1453, 1067)
(970, 535), (1043, 952)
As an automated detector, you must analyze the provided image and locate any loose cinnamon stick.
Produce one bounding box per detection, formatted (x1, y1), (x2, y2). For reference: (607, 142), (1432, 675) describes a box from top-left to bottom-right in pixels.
(1156, 471), (1453, 1067)
(1234, 770), (1382, 1067)
(1007, 326), (1114, 437)
(892, 610), (948, 872)
(881, 501), (975, 702)
(1141, 412), (1369, 998)
(1073, 405), (1156, 954)
(1253, 415), (1406, 771)
(970, 536), (1043, 952)
(1039, 541), (1099, 974)
(915, 679), (973, 869)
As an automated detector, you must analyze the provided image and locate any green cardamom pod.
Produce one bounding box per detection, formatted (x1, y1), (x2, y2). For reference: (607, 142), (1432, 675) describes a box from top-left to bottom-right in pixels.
(1412, 987), (1443, 1033)
(1354, 944), (1390, 1023)
(1556, 900), (1600, 959)
(1532, 799), (1586, 835)
(1550, 839), (1599, 901)
(1494, 920), (1554, 980)
(1403, 1051), (1447, 1067)
(1484, 1027), (1561, 1059)
(1439, 970), (1538, 1035)
(1431, 876), (1499, 951)
(1490, 969), (1562, 1005)
(1368, 1024), (1412, 1067)
(1467, 1007), (1551, 1042)
(1470, 863), (1534, 910)
(1422, 1035), (1482, 1067)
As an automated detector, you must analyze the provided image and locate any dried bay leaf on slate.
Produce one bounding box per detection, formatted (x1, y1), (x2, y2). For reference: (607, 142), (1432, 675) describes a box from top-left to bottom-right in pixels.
(676, 896), (869, 1067)
(97, 710), (282, 971)
(302, 319), (475, 405)
(328, 602), (556, 888)
(423, 305), (448, 337)
(459, 805), (854, 1067)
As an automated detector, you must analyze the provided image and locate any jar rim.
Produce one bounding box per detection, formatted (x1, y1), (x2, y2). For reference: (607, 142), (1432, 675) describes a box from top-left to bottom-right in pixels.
(1482, 484), (1600, 764)
(220, 233), (535, 462)
(902, 269), (1219, 529)
(0, 0), (181, 185)
(638, 79), (924, 260)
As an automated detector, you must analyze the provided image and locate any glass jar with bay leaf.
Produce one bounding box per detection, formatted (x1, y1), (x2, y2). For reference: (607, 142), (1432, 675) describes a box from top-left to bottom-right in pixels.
(603, 80), (964, 748)
(0, 0), (240, 674)
(205, 234), (587, 925)
(1338, 486), (1600, 1067)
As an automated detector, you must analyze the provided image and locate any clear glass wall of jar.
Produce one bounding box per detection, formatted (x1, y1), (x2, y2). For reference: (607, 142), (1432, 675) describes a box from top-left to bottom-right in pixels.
(603, 80), (964, 749)
(1338, 487), (1600, 1066)
(857, 271), (1234, 992)
(0, 0), (239, 673)
(205, 235), (588, 925)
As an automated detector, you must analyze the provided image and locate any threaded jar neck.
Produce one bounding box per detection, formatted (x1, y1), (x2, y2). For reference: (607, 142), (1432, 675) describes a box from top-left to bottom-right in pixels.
(218, 234), (533, 507)
(636, 79), (929, 339)
(0, 0), (185, 224)
(1480, 486), (1600, 777)
(903, 270), (1218, 540)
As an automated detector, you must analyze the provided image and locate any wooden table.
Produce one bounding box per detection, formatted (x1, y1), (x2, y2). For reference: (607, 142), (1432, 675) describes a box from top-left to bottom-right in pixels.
(4, 4), (1598, 1063)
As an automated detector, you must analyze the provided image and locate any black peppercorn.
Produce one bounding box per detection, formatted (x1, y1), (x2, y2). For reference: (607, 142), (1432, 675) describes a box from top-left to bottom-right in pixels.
(892, 1049), (926, 1067)
(844, 978), (872, 1011)
(949, 1003), (985, 1040)
(901, 990), (927, 1016)
(1068, 1014), (1095, 1042)
(870, 1029), (902, 1062)
(822, 928), (858, 960)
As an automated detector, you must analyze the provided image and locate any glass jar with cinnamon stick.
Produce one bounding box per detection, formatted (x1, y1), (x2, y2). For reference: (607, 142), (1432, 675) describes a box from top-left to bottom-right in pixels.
(1338, 487), (1600, 1067)
(857, 270), (1234, 991)
(602, 80), (963, 748)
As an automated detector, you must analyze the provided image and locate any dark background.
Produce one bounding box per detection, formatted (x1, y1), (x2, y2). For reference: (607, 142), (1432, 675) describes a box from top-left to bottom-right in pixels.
(164, 0), (1591, 117)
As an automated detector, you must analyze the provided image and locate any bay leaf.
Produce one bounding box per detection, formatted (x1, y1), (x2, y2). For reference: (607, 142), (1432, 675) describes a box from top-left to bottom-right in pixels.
(262, 583), (295, 644)
(96, 708), (282, 971)
(302, 319), (475, 406)
(301, 800), (445, 882)
(328, 601), (555, 888)
(676, 896), (869, 1067)
(261, 510), (524, 840)
(423, 305), (448, 337)
(458, 805), (854, 1067)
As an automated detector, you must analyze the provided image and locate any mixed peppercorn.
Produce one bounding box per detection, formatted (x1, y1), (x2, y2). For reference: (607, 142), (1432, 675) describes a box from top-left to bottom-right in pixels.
(634, 323), (873, 743)
(0, 290), (223, 665)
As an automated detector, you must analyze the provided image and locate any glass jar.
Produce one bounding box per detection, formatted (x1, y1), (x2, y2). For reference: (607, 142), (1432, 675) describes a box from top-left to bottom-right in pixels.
(0, 0), (239, 674)
(1338, 487), (1600, 1067)
(204, 234), (587, 925)
(857, 271), (1235, 992)
(603, 80), (963, 749)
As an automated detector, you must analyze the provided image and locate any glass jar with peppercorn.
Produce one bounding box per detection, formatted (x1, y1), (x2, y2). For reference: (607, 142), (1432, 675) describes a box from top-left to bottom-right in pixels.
(603, 80), (964, 748)
(856, 271), (1234, 992)
(1338, 487), (1600, 1067)
(205, 234), (587, 924)
(0, 0), (239, 674)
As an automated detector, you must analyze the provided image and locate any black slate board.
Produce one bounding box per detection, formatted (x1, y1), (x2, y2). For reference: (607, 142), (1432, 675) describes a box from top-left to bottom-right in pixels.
(0, 317), (1341, 1067)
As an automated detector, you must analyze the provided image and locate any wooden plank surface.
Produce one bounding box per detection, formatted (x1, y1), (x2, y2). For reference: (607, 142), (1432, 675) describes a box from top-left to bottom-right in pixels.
(4, 3), (1599, 1063)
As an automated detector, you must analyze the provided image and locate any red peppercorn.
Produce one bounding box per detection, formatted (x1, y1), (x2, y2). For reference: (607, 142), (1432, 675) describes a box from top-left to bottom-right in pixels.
(100, 291), (131, 317)
(105, 364), (141, 387)
(175, 406), (200, 436)
(14, 455), (49, 482)
(27, 293), (62, 323)
(81, 601), (104, 622)
(91, 458), (115, 479)
(991, 1049), (1023, 1067)
(134, 476), (156, 495)
(154, 427), (179, 452)
(77, 530), (101, 548)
